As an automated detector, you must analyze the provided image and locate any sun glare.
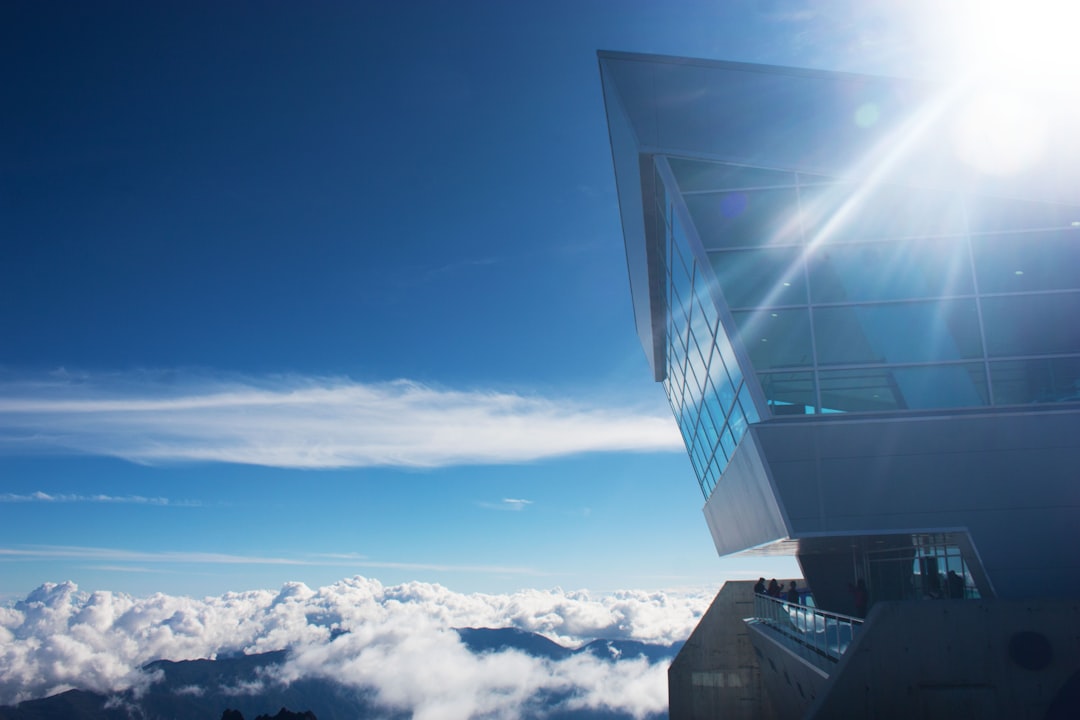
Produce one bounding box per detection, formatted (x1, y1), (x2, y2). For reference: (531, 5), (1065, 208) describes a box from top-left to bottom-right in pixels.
(956, 0), (1080, 84)
(942, 1), (1080, 176)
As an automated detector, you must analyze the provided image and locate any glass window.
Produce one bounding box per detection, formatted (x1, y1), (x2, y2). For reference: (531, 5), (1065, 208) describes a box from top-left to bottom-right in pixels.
(697, 399), (721, 450)
(732, 308), (813, 370)
(690, 440), (708, 478)
(684, 338), (706, 404)
(728, 401), (749, 442)
(759, 371), (816, 415)
(982, 293), (1080, 357)
(669, 157), (797, 192)
(967, 196), (1080, 233)
(719, 426), (737, 461)
(685, 188), (802, 250)
(706, 375), (736, 427)
(972, 229), (1080, 294)
(808, 238), (972, 303)
(676, 412), (694, 450)
(818, 364), (988, 412)
(703, 460), (720, 495)
(738, 383), (760, 424)
(714, 321), (744, 389)
(990, 357), (1080, 405)
(708, 246), (807, 308)
(814, 300), (982, 365)
(670, 247), (694, 321)
(668, 316), (687, 372)
(799, 184), (965, 243)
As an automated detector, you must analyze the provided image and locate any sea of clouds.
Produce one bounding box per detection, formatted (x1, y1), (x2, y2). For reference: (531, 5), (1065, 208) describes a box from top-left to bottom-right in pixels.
(0, 576), (713, 718)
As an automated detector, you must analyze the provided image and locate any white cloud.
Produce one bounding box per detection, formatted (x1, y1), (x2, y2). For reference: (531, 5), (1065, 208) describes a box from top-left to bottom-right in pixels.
(0, 492), (199, 506)
(478, 498), (534, 511)
(0, 576), (712, 713)
(0, 372), (681, 469)
(0, 545), (542, 576)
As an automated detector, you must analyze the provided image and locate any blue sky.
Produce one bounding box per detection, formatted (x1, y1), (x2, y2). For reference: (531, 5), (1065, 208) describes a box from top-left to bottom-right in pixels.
(0, 1), (986, 600)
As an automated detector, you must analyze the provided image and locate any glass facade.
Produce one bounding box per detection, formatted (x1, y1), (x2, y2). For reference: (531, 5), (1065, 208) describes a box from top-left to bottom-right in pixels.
(653, 155), (1080, 497)
(655, 165), (760, 498)
(865, 535), (981, 601)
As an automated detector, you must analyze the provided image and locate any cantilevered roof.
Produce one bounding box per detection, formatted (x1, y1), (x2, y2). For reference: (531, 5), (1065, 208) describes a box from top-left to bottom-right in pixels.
(598, 50), (1080, 380)
(599, 50), (1080, 205)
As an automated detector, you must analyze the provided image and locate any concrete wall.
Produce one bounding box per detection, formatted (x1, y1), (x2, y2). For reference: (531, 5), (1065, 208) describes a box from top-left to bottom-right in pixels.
(809, 599), (1080, 719)
(669, 580), (779, 720)
(745, 622), (831, 719)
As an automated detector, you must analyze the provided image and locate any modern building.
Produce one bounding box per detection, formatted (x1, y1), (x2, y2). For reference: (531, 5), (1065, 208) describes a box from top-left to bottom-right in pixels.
(599, 51), (1080, 718)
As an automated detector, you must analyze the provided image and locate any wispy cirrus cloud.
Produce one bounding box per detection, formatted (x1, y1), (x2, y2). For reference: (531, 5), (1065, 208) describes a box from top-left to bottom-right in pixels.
(0, 545), (542, 576)
(0, 491), (200, 506)
(478, 498), (534, 511)
(0, 372), (681, 469)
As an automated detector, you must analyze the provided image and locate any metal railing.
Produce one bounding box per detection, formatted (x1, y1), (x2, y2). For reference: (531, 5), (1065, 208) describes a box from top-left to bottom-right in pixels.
(752, 593), (863, 663)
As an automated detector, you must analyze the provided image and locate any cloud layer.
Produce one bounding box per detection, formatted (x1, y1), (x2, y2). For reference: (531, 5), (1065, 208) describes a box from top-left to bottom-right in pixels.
(0, 373), (681, 468)
(0, 576), (712, 717)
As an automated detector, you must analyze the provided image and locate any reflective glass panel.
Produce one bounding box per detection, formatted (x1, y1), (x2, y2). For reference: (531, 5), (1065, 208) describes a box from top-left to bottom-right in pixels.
(982, 293), (1080, 357)
(967, 196), (1080, 233)
(814, 300), (982, 365)
(706, 375), (736, 424)
(671, 244), (693, 320)
(990, 357), (1080, 405)
(686, 188), (801, 249)
(728, 400), (749, 441)
(738, 383), (760, 423)
(808, 238), (972, 303)
(695, 288), (719, 336)
(708, 247), (807, 308)
(713, 321), (743, 389)
(799, 184), (965, 243)
(759, 371), (816, 415)
(972, 229), (1080, 294)
(819, 364), (988, 412)
(732, 308), (813, 370)
(669, 157), (797, 192)
(719, 426), (737, 460)
(703, 461), (720, 495)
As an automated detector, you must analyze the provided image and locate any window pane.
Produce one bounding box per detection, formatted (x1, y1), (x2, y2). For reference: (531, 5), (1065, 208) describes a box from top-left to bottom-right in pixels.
(703, 461), (721, 495)
(972, 229), (1080, 294)
(982, 293), (1080, 357)
(708, 246), (807, 308)
(719, 426), (737, 461)
(707, 375), (737, 423)
(990, 357), (1080, 405)
(698, 399), (721, 450)
(738, 384), (760, 424)
(669, 157), (797, 192)
(671, 244), (694, 318)
(733, 308), (813, 370)
(814, 300), (982, 365)
(808, 238), (972, 303)
(799, 184), (965, 243)
(819, 364), (988, 412)
(714, 321), (743, 388)
(967, 196), (1080, 233)
(686, 188), (802, 249)
(695, 288), (719, 336)
(759, 371), (816, 415)
(728, 402), (748, 442)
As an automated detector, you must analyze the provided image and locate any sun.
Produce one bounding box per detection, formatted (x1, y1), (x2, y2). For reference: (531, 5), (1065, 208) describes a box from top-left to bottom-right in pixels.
(940, 1), (1080, 176)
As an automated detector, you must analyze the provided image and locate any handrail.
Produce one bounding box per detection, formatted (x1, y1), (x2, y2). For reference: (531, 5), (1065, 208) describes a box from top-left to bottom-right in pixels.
(752, 593), (863, 663)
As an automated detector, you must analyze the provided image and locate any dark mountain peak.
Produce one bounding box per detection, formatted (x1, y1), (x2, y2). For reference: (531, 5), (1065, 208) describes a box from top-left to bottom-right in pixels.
(454, 627), (573, 660)
(219, 709), (317, 720)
